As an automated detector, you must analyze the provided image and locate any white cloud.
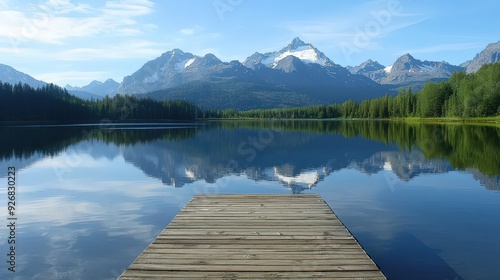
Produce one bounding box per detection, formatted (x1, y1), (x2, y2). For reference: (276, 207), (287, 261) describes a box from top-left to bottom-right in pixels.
(0, 46), (42, 56)
(1, 39), (168, 62)
(55, 40), (169, 60)
(103, 0), (155, 17)
(179, 25), (206, 36)
(282, 1), (426, 48)
(0, 0), (156, 44)
(36, 0), (94, 15)
(33, 70), (109, 84)
(117, 27), (143, 36)
(180, 28), (195, 35)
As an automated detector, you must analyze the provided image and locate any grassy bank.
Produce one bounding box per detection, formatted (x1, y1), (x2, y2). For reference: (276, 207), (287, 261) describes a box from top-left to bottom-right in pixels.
(399, 116), (500, 124)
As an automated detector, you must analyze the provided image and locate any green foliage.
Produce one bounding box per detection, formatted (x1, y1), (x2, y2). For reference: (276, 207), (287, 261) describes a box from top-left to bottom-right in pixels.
(208, 62), (500, 119)
(0, 126), (197, 160)
(0, 82), (199, 122)
(214, 120), (500, 176)
(3, 62), (499, 122)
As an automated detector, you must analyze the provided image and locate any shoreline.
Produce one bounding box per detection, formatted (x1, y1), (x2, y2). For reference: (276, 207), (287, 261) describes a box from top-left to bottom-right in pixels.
(1, 116), (499, 127)
(205, 116), (500, 125)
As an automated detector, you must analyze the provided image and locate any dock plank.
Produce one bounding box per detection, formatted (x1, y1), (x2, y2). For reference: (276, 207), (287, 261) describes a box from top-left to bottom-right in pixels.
(119, 194), (385, 279)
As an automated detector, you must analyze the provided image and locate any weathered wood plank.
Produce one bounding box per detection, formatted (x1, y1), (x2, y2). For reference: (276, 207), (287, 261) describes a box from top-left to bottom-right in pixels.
(138, 252), (371, 260)
(119, 194), (385, 279)
(151, 238), (358, 244)
(121, 270), (387, 279)
(127, 263), (380, 272)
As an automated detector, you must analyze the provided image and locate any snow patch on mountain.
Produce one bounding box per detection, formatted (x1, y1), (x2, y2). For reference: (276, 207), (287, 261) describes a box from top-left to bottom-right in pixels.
(260, 55), (276, 67)
(243, 37), (332, 69)
(419, 64), (436, 72)
(175, 59), (191, 71)
(274, 47), (326, 67)
(384, 65), (393, 74)
(185, 57), (197, 68)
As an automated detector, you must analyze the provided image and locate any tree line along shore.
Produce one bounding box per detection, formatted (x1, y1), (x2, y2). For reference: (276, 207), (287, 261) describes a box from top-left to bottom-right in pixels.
(1, 63), (499, 123)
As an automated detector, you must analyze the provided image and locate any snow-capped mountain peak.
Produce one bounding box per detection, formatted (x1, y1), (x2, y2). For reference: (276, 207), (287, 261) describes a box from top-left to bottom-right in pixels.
(243, 37), (332, 69)
(274, 45), (325, 67)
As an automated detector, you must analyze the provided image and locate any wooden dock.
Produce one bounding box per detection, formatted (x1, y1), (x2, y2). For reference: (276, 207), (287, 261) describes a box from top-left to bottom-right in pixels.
(119, 194), (385, 279)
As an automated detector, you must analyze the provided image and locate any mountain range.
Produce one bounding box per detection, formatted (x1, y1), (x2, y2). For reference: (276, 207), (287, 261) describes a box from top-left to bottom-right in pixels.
(65, 79), (119, 100)
(347, 54), (464, 89)
(118, 38), (387, 109)
(1, 39), (500, 110)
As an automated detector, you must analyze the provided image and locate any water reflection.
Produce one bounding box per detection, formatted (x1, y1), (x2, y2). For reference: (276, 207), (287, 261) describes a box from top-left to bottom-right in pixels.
(2, 121), (499, 189)
(0, 121), (499, 279)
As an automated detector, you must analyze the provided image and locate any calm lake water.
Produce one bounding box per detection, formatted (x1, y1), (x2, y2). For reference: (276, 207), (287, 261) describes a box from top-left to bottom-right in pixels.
(0, 120), (499, 280)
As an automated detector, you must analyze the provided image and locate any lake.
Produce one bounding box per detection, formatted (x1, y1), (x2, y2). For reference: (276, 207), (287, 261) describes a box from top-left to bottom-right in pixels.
(0, 120), (499, 280)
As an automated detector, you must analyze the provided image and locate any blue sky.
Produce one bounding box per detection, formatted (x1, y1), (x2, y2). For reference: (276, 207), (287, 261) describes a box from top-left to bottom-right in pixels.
(0, 0), (498, 86)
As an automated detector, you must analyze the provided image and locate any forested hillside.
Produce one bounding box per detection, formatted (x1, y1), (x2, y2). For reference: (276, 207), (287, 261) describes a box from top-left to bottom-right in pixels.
(2, 62), (499, 123)
(212, 63), (500, 119)
(0, 83), (198, 122)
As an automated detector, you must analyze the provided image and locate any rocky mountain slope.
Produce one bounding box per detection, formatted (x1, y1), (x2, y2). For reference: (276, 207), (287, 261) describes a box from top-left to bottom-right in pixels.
(349, 54), (464, 89)
(2, 38), (500, 109)
(462, 41), (500, 73)
(121, 38), (386, 109)
(0, 64), (46, 88)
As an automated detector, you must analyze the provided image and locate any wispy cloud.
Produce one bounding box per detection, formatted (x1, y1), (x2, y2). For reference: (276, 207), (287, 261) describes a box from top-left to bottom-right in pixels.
(281, 1), (427, 55)
(180, 28), (195, 35)
(286, 16), (425, 46)
(384, 18), (428, 34)
(1, 38), (167, 61)
(0, 0), (156, 44)
(56, 40), (169, 60)
(178, 25), (207, 37)
(33, 71), (109, 84)
(402, 43), (485, 55)
(103, 0), (155, 17)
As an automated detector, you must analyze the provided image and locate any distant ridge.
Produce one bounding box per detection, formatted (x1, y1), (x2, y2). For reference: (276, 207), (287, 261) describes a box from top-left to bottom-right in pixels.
(0, 64), (46, 88)
(66, 79), (119, 97)
(348, 53), (464, 89)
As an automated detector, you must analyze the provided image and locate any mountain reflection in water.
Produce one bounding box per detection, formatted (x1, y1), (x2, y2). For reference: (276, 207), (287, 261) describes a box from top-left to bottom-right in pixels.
(0, 120), (499, 280)
(1, 121), (499, 190)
